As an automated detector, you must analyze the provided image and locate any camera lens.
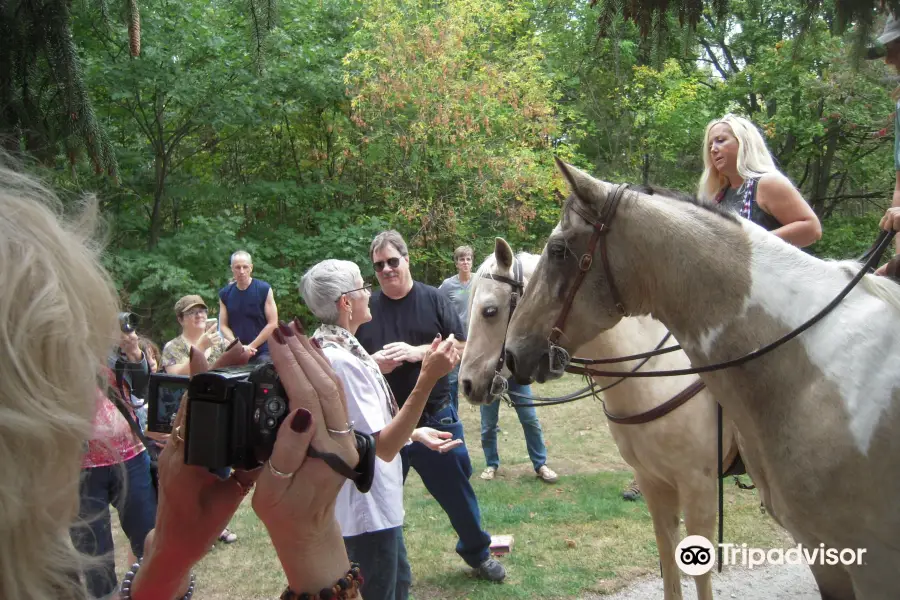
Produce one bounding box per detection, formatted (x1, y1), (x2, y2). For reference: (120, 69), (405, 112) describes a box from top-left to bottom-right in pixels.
(118, 312), (138, 334)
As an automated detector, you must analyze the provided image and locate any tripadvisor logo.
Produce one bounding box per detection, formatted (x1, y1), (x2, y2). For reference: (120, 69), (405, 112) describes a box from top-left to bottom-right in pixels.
(676, 535), (716, 576)
(675, 535), (868, 575)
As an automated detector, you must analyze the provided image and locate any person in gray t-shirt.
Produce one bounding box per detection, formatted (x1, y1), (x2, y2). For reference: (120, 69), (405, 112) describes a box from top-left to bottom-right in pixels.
(438, 245), (559, 484)
(439, 245), (474, 410)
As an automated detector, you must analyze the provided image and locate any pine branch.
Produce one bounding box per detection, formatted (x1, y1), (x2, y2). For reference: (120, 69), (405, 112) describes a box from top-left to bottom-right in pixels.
(127, 0), (141, 57)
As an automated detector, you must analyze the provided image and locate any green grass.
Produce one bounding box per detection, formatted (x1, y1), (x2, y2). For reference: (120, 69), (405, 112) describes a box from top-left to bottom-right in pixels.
(115, 374), (793, 599)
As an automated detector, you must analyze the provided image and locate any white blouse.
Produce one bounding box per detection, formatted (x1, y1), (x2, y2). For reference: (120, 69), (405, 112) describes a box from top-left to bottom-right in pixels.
(323, 345), (405, 537)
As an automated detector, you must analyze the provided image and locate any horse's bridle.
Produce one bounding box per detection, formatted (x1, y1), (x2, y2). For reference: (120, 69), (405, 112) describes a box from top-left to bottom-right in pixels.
(547, 184), (629, 373)
(482, 258), (524, 398)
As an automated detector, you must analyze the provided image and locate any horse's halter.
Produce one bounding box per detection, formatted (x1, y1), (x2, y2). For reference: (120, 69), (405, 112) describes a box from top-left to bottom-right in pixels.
(481, 257), (524, 399)
(547, 184), (629, 373)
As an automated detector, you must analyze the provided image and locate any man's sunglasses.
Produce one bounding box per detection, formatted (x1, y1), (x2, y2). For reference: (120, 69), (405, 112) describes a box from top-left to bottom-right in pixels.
(373, 257), (403, 272)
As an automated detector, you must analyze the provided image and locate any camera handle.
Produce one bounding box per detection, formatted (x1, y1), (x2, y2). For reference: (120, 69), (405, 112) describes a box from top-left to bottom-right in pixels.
(306, 431), (376, 494)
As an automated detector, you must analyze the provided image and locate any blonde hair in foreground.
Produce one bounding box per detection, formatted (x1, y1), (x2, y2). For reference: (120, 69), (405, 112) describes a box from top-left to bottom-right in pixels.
(697, 113), (780, 202)
(0, 160), (120, 600)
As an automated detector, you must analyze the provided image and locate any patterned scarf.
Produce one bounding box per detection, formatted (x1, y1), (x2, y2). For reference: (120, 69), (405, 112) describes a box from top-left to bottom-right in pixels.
(312, 323), (398, 417)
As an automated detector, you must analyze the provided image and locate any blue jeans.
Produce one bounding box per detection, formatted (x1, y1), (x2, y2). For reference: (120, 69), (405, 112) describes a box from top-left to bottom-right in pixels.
(71, 450), (158, 598)
(481, 379), (548, 472)
(447, 365), (460, 411)
(344, 526), (411, 600)
(400, 404), (491, 568)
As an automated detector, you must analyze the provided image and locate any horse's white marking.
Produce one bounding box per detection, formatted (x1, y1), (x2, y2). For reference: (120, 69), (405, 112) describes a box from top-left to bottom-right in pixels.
(740, 222), (900, 455)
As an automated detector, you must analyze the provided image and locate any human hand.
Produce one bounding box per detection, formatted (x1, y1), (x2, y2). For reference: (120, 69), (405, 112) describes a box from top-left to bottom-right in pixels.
(381, 341), (425, 363)
(411, 427), (464, 453)
(371, 350), (402, 374)
(145, 430), (170, 445)
(251, 319), (359, 592)
(198, 329), (222, 352)
(879, 207), (900, 232)
(420, 334), (458, 382)
(120, 330), (143, 362)
(131, 339), (256, 598)
(243, 344), (258, 356)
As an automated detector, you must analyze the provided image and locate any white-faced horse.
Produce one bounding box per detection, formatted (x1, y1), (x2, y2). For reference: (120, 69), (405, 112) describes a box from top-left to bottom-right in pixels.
(459, 235), (746, 600)
(504, 159), (900, 600)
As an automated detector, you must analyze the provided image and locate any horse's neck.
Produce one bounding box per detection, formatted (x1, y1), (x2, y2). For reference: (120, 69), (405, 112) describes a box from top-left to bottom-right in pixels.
(614, 197), (764, 348)
(614, 195), (896, 367)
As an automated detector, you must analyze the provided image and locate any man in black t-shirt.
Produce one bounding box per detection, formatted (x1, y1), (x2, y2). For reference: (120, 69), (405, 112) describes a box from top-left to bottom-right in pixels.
(355, 230), (506, 583)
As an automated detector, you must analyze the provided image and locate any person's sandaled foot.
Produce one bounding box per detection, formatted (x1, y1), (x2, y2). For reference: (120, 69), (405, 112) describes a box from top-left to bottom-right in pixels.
(480, 466), (497, 480)
(474, 557), (506, 582)
(218, 528), (238, 543)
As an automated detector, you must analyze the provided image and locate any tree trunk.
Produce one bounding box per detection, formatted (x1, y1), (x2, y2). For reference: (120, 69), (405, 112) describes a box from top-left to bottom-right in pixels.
(148, 151), (168, 249)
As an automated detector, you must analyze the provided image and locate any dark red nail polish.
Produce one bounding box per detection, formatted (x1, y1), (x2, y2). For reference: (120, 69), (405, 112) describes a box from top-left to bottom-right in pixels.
(272, 328), (285, 344)
(291, 409), (312, 433)
(278, 321), (294, 337)
(310, 337), (321, 349)
(189, 347), (194, 361)
(292, 317), (306, 335)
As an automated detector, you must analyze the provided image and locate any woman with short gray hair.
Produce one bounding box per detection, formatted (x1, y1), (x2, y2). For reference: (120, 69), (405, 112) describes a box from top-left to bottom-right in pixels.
(300, 258), (462, 600)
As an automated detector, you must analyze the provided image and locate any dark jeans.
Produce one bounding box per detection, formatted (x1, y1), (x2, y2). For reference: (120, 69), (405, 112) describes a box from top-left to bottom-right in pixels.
(401, 404), (491, 568)
(71, 450), (158, 598)
(344, 526), (411, 600)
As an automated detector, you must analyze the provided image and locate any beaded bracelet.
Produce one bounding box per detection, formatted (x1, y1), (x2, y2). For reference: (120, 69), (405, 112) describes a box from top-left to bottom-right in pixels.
(119, 556), (196, 600)
(279, 562), (363, 600)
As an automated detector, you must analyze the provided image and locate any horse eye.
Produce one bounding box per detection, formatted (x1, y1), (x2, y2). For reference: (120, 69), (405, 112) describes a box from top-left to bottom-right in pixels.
(549, 244), (568, 260)
(482, 306), (498, 318)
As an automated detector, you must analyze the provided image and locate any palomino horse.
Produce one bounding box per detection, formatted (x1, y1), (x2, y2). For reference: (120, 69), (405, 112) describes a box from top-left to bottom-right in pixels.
(504, 159), (900, 600)
(459, 235), (744, 600)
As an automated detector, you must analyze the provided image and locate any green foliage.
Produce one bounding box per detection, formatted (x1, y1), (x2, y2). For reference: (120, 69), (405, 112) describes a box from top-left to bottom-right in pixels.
(11, 0), (900, 351)
(807, 215), (884, 261)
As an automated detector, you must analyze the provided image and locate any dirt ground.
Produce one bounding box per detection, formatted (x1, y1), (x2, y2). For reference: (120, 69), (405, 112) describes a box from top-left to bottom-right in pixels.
(589, 561), (822, 599)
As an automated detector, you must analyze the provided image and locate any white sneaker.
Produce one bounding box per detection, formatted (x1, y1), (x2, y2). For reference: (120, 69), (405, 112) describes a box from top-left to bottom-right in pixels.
(481, 466), (497, 480)
(537, 465), (558, 483)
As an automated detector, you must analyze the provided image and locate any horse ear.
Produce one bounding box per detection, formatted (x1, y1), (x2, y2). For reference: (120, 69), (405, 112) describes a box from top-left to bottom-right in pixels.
(554, 157), (604, 208)
(494, 237), (514, 270)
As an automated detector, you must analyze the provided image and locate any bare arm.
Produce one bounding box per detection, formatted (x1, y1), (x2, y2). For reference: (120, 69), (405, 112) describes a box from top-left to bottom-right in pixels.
(247, 289), (278, 351)
(755, 174), (822, 248)
(875, 172), (900, 276)
(374, 335), (457, 460)
(381, 339), (465, 363)
(218, 299), (236, 342)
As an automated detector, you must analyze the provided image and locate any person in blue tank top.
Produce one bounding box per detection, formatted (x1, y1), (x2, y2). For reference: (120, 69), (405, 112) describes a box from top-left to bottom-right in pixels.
(218, 250), (279, 361)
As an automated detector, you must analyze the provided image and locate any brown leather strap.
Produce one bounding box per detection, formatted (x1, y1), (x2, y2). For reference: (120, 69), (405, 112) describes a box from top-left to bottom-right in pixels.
(602, 379), (706, 425)
(548, 184), (628, 345)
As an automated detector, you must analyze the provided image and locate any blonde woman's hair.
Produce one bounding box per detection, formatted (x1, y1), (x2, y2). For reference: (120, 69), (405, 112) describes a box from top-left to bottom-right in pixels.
(697, 114), (780, 202)
(0, 159), (120, 599)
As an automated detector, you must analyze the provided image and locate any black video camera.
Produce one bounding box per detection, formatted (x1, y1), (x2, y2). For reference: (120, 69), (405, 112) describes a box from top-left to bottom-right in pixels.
(183, 362), (288, 471)
(147, 361), (377, 492)
(119, 312), (138, 334)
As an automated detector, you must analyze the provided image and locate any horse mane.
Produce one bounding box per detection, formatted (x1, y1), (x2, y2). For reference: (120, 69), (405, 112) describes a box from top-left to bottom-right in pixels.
(625, 183), (741, 224)
(468, 250), (540, 316)
(831, 259), (900, 313)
